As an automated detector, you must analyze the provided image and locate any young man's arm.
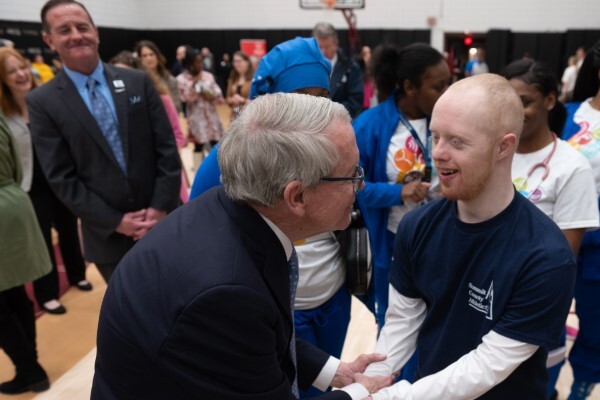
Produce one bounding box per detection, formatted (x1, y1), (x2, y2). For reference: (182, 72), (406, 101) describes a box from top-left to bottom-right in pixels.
(364, 286), (427, 377)
(367, 331), (537, 400)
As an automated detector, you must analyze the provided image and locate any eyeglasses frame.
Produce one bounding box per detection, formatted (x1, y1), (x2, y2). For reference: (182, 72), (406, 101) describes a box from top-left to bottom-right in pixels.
(320, 165), (365, 193)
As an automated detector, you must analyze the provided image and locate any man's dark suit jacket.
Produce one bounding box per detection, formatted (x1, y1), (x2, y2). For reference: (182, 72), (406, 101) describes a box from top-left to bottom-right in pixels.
(26, 63), (181, 264)
(91, 187), (352, 400)
(330, 50), (363, 119)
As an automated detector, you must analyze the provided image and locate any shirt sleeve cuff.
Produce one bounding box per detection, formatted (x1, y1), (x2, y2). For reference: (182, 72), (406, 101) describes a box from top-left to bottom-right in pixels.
(372, 380), (412, 400)
(341, 383), (370, 400)
(313, 356), (340, 391)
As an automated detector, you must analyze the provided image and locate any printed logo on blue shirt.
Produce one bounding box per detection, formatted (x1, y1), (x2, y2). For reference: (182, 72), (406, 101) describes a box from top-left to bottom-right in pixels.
(468, 281), (494, 320)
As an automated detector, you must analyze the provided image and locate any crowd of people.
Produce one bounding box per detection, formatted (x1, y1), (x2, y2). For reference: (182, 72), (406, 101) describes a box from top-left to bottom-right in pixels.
(0, 0), (599, 399)
(560, 46), (588, 103)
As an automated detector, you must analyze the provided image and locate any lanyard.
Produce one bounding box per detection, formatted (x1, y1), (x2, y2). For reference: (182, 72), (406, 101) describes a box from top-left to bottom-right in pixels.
(398, 111), (432, 180)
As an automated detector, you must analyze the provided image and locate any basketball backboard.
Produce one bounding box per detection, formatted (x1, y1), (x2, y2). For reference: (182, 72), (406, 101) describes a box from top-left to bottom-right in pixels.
(299, 0), (365, 9)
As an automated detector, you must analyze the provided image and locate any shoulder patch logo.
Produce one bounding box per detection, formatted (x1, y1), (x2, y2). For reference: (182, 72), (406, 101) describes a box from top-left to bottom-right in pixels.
(468, 281), (493, 320)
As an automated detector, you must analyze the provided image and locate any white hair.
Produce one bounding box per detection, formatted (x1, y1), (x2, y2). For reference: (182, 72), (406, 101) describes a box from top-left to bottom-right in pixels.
(219, 93), (351, 206)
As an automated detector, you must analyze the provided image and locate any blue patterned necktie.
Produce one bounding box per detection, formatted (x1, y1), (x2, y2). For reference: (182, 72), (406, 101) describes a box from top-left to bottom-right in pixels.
(289, 248), (300, 398)
(86, 77), (126, 173)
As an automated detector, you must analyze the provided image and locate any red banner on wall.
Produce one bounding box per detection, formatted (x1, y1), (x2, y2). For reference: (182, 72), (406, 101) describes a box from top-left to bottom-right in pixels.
(240, 39), (267, 59)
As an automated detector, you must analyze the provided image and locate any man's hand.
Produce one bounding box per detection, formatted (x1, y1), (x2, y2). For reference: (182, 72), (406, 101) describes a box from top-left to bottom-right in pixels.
(115, 209), (150, 237)
(145, 207), (167, 226)
(131, 228), (149, 241)
(116, 208), (166, 241)
(140, 208), (167, 238)
(354, 373), (394, 395)
(331, 353), (388, 388)
(401, 181), (431, 204)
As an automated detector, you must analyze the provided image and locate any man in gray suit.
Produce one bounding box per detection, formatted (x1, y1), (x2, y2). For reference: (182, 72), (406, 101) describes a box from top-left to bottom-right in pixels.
(27, 0), (181, 282)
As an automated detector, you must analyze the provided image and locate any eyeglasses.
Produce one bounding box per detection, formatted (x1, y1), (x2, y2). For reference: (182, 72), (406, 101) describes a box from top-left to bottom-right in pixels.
(320, 165), (365, 193)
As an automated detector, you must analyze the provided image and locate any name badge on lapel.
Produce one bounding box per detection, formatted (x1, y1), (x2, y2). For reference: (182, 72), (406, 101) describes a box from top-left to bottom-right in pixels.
(113, 80), (125, 93)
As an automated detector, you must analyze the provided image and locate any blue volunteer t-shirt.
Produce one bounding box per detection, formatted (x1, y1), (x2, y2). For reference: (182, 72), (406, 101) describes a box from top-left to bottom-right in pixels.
(390, 191), (576, 399)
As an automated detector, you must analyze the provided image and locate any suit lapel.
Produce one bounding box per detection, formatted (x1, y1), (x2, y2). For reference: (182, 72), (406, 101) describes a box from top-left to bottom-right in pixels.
(216, 188), (297, 383)
(330, 53), (346, 97)
(218, 189), (293, 326)
(56, 72), (119, 165)
(331, 60), (343, 84)
(103, 64), (129, 166)
(261, 242), (293, 324)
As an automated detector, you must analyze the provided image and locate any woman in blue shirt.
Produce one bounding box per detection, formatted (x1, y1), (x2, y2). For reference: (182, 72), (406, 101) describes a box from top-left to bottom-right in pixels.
(352, 43), (450, 330)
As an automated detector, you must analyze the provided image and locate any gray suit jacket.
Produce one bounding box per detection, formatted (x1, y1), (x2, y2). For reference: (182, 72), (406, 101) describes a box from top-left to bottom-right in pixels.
(26, 63), (181, 264)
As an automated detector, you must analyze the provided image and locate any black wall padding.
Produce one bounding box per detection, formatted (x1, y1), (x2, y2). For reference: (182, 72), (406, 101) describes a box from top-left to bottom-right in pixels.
(0, 19), (428, 67)
(486, 29), (511, 73)
(536, 33), (564, 78)
(1, 19), (597, 80)
(564, 29), (600, 57)
(511, 32), (539, 62)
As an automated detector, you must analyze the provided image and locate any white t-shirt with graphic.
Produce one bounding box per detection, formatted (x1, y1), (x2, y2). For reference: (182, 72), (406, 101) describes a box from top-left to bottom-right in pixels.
(512, 138), (599, 230)
(567, 99), (600, 194)
(386, 118), (439, 233)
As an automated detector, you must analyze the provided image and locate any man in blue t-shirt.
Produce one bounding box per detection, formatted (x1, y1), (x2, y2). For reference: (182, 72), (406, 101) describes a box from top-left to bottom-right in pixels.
(359, 74), (576, 399)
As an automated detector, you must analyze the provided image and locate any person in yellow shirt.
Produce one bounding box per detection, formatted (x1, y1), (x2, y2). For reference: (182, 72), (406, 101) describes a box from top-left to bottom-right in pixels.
(30, 54), (54, 83)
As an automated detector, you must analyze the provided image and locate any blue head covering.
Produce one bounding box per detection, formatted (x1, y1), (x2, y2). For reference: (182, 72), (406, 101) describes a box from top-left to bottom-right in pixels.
(250, 37), (332, 99)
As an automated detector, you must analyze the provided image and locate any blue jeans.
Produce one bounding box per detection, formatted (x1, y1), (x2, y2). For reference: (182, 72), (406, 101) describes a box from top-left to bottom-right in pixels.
(295, 285), (351, 398)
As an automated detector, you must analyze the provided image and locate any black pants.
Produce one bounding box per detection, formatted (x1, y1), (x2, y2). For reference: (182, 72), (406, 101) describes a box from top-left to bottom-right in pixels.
(193, 141), (218, 153)
(29, 185), (86, 305)
(96, 263), (118, 284)
(0, 286), (38, 371)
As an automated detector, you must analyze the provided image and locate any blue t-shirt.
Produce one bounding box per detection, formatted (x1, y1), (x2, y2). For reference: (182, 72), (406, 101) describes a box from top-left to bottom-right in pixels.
(390, 192), (576, 399)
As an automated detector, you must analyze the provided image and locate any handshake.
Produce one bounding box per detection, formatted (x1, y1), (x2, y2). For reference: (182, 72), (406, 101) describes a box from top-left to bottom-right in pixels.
(332, 353), (396, 399)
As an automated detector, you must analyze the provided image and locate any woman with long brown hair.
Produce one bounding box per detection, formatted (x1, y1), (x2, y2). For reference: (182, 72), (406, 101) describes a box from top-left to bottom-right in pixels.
(225, 51), (254, 119)
(135, 40), (183, 114)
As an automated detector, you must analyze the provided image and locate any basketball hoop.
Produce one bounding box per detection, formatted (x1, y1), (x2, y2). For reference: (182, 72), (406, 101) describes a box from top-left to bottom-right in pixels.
(299, 0), (365, 10)
(321, 0), (336, 8)
(299, 0), (365, 53)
